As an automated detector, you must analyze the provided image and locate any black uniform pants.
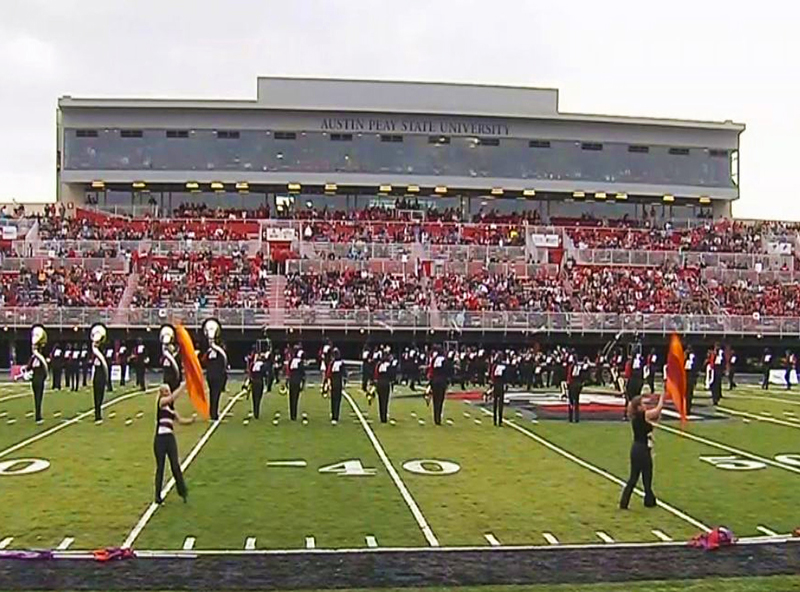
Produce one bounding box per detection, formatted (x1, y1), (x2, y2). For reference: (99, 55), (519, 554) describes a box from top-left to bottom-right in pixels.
(568, 382), (581, 423)
(786, 369), (792, 390)
(120, 362), (127, 386)
(361, 372), (370, 393)
(93, 373), (106, 420)
(32, 377), (45, 421)
(493, 385), (505, 426)
(431, 382), (446, 425)
(762, 368), (770, 390)
(377, 381), (391, 423)
(620, 442), (656, 509)
(711, 377), (723, 405)
(82, 365), (89, 387)
(289, 381), (302, 420)
(647, 371), (655, 394)
(72, 366), (81, 391)
(251, 379), (264, 419)
(52, 367), (62, 390)
(728, 369), (736, 390)
(208, 378), (224, 420)
(136, 365), (146, 390)
(330, 384), (342, 421)
(266, 371), (274, 393)
(687, 377), (696, 414)
(153, 433), (187, 502)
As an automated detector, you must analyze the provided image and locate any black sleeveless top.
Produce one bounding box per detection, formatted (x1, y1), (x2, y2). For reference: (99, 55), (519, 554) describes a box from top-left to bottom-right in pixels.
(631, 410), (653, 446)
(156, 398), (176, 435)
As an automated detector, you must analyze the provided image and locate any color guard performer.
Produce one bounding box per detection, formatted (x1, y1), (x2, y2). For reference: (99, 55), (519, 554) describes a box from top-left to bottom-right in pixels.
(328, 348), (346, 424)
(619, 390), (665, 509)
(90, 324), (109, 422)
(153, 382), (194, 504)
(201, 319), (228, 421)
(27, 325), (49, 423)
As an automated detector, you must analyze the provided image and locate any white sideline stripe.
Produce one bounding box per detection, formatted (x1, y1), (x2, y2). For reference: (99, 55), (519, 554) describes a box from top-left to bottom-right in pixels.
(56, 537), (74, 550)
(651, 529), (672, 542)
(92, 535), (800, 558)
(757, 526), (779, 537)
(718, 406), (800, 430)
(183, 537), (196, 550)
(305, 537), (315, 549)
(245, 537), (256, 550)
(343, 391), (439, 547)
(543, 532), (559, 545)
(365, 536), (378, 548)
(595, 531), (614, 544)
(121, 390), (247, 549)
(656, 423), (800, 475)
(486, 411), (711, 533)
(484, 533), (501, 547)
(0, 537), (13, 549)
(0, 387), (157, 460)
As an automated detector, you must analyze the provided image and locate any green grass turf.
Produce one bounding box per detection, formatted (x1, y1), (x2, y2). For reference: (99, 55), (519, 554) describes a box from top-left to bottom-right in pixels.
(1, 379), (799, 554)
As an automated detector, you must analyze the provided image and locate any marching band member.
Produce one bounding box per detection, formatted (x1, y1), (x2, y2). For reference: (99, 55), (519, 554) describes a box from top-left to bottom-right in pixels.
(50, 341), (63, 391)
(624, 348), (644, 420)
(361, 345), (373, 394)
(375, 348), (393, 424)
(27, 325), (49, 423)
(685, 346), (697, 415)
(153, 382), (194, 504)
(328, 348), (346, 424)
(786, 350), (796, 390)
(287, 347), (305, 420)
(567, 355), (586, 424)
(248, 349), (267, 419)
(105, 343), (115, 393)
(63, 343), (74, 391)
(711, 343), (725, 404)
(646, 349), (657, 394)
(159, 325), (181, 393)
(80, 343), (90, 388)
(319, 340), (333, 398)
(118, 341), (129, 387)
(761, 348), (773, 390)
(70, 344), (81, 392)
(490, 351), (507, 427)
(428, 347), (450, 426)
(132, 338), (149, 391)
(90, 324), (109, 422)
(727, 348), (738, 390)
(201, 319), (228, 421)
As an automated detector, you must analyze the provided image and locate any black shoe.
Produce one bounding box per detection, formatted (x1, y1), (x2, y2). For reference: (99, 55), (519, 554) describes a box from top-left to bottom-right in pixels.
(155, 497), (163, 505)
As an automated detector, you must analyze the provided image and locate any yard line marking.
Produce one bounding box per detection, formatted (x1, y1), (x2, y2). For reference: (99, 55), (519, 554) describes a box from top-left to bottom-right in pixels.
(651, 529), (672, 542)
(728, 394), (800, 407)
(0, 537), (13, 549)
(343, 391), (439, 547)
(245, 537), (256, 550)
(56, 537), (75, 550)
(0, 393), (28, 403)
(489, 412), (710, 533)
(484, 533), (501, 547)
(542, 532), (559, 545)
(266, 460), (307, 468)
(305, 536), (316, 549)
(0, 387), (157, 460)
(365, 536), (378, 548)
(757, 526), (779, 537)
(182, 537), (196, 550)
(656, 423), (800, 475)
(595, 531), (614, 544)
(718, 406), (800, 430)
(121, 389), (247, 549)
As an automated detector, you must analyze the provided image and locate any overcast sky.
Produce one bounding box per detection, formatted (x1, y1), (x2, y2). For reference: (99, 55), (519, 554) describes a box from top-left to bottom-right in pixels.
(0, 0), (795, 219)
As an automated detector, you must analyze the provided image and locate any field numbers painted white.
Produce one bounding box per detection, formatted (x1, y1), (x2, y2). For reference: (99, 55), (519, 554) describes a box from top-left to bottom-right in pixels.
(266, 460), (308, 468)
(0, 458), (50, 476)
(318, 460), (377, 477)
(774, 454), (800, 468)
(699, 455), (766, 471)
(402, 459), (461, 476)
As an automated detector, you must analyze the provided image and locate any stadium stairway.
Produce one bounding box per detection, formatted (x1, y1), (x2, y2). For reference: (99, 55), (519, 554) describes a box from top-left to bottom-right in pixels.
(113, 272), (139, 324)
(268, 274), (286, 327)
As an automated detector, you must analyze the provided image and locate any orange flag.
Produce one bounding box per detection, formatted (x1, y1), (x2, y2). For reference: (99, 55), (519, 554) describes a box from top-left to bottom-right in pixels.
(665, 333), (687, 422)
(175, 324), (209, 419)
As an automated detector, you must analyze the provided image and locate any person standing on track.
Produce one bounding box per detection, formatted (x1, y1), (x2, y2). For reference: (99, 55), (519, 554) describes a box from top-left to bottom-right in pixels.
(567, 356), (586, 424)
(27, 325), (49, 424)
(201, 319), (228, 421)
(375, 348), (394, 424)
(328, 348), (346, 424)
(90, 324), (109, 422)
(153, 382), (194, 505)
(619, 390), (666, 510)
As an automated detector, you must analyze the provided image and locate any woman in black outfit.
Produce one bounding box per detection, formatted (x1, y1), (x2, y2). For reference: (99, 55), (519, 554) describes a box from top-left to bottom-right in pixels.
(154, 383), (195, 504)
(619, 390), (665, 509)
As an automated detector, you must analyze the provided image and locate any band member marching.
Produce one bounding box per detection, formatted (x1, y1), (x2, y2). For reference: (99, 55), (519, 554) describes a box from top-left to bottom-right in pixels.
(646, 349), (657, 394)
(80, 343), (90, 388)
(619, 389), (666, 509)
(118, 341), (129, 387)
(685, 346), (698, 415)
(428, 347), (450, 426)
(201, 319), (228, 421)
(90, 324), (109, 422)
(160, 325), (182, 393)
(287, 347), (305, 420)
(762, 348), (773, 390)
(105, 343), (115, 393)
(248, 349), (267, 419)
(624, 348), (645, 420)
(50, 341), (63, 390)
(568, 356), (588, 424)
(328, 348), (346, 424)
(27, 325), (49, 423)
(710, 343), (725, 404)
(153, 382), (194, 504)
(375, 348), (394, 424)
(132, 338), (149, 391)
(490, 352), (507, 427)
(319, 340), (333, 398)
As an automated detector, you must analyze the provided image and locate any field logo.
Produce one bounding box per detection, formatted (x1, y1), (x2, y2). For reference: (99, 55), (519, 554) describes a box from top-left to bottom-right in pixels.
(0, 458), (51, 476)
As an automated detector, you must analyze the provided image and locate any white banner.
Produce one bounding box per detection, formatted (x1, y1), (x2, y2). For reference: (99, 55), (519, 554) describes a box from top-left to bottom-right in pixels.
(265, 227), (297, 242)
(531, 233), (560, 248)
(766, 241), (793, 256)
(770, 369), (798, 385)
(1, 226), (18, 240)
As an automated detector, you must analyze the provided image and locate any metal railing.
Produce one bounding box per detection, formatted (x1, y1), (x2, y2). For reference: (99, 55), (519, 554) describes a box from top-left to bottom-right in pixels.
(147, 240), (261, 257)
(0, 257), (128, 272)
(428, 244), (528, 262)
(573, 248), (794, 271)
(1, 307), (800, 336)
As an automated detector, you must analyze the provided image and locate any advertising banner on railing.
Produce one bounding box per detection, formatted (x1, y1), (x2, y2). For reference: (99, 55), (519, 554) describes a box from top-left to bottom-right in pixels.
(265, 227), (297, 242)
(1, 226), (18, 240)
(531, 233), (560, 248)
(766, 241), (793, 256)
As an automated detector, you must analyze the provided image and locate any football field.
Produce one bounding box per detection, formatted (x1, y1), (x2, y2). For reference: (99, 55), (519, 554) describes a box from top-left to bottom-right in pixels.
(1, 377), (800, 556)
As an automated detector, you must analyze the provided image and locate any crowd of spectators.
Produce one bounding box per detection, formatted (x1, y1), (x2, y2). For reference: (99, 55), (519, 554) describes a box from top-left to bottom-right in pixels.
(284, 270), (429, 310)
(131, 251), (271, 309)
(0, 264), (127, 308)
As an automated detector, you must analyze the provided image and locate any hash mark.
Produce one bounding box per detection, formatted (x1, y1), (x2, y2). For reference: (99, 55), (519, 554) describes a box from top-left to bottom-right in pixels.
(182, 537), (196, 550)
(595, 531), (614, 544)
(651, 529), (672, 542)
(244, 537), (256, 550)
(56, 537), (74, 550)
(305, 536), (315, 549)
(365, 535), (378, 548)
(542, 532), (559, 545)
(484, 533), (501, 547)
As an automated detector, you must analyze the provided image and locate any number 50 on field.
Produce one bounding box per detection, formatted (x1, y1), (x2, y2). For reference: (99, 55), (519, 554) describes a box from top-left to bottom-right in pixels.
(700, 454), (800, 471)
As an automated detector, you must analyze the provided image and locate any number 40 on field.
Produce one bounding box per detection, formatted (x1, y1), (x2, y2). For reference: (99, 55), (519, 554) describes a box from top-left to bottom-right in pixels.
(268, 458), (461, 476)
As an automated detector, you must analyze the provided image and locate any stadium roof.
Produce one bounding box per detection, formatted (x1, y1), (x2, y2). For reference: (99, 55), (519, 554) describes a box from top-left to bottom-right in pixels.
(59, 76), (745, 132)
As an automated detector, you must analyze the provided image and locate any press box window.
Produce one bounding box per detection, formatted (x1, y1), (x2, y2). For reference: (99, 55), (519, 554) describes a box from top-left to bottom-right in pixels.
(528, 140), (551, 148)
(166, 130), (189, 139)
(330, 133), (353, 141)
(581, 142), (603, 151)
(477, 138), (500, 146)
(709, 149), (729, 158)
(120, 130), (143, 138)
(274, 132), (297, 140)
(216, 130), (240, 139)
(75, 129), (98, 138)
(380, 135), (404, 143)
(628, 145), (650, 154)
(669, 147), (691, 156)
